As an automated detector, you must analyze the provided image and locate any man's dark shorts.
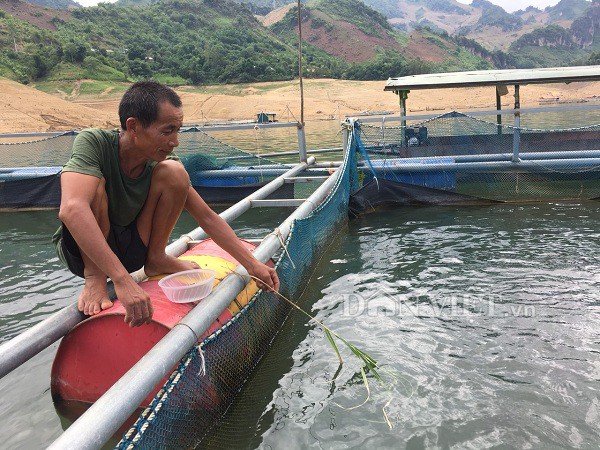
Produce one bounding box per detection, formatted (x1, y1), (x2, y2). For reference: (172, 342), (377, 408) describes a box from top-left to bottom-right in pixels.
(57, 221), (148, 278)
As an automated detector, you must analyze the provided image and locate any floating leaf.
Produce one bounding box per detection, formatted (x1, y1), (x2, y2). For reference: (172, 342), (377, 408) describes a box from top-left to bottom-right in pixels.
(325, 329), (343, 365)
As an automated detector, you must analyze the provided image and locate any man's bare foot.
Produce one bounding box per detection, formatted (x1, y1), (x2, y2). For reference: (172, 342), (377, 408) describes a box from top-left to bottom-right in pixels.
(78, 276), (113, 316)
(144, 253), (199, 277)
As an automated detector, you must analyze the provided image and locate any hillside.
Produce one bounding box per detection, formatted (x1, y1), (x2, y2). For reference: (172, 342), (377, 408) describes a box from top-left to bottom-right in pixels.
(233, 0), (303, 15)
(355, 0), (600, 66)
(242, 0), (599, 59)
(364, 0), (479, 34)
(0, 0), (302, 84)
(0, 0), (71, 30)
(507, 1), (600, 67)
(269, 0), (399, 63)
(25, 0), (80, 8)
(2, 0), (599, 88)
(0, 0), (495, 86)
(0, 77), (116, 132)
(4, 77), (600, 134)
(267, 0), (492, 79)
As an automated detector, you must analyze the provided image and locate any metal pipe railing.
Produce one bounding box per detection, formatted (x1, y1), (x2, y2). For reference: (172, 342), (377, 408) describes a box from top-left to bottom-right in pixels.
(195, 150), (600, 173)
(0, 121), (298, 143)
(368, 157), (600, 173)
(193, 167), (328, 177)
(182, 121), (299, 132)
(0, 131), (76, 139)
(358, 148), (600, 163)
(0, 159), (315, 380)
(157, 157), (316, 259)
(47, 164), (341, 450)
(217, 147), (343, 161)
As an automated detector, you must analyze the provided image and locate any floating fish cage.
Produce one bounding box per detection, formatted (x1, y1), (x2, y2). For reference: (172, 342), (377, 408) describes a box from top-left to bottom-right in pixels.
(5, 66), (600, 448)
(348, 108), (600, 213)
(0, 123), (306, 209)
(52, 140), (357, 449)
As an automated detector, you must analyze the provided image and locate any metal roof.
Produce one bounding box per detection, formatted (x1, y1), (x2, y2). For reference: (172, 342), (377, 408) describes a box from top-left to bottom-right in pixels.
(384, 66), (600, 91)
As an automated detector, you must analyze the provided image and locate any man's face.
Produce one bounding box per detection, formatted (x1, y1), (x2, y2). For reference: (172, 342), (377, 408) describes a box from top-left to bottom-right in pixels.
(134, 101), (184, 162)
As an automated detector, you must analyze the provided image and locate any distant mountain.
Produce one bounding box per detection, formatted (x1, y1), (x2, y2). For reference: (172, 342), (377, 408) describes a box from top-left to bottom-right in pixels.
(268, 0), (398, 63)
(546, 0), (592, 21)
(361, 0), (476, 33)
(570, 0), (600, 47)
(24, 0), (80, 8)
(0, 0), (491, 85)
(470, 0), (523, 32)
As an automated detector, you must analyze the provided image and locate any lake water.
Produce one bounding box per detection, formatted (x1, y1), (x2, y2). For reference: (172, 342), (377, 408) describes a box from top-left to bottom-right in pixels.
(218, 202), (600, 449)
(1, 121), (600, 448)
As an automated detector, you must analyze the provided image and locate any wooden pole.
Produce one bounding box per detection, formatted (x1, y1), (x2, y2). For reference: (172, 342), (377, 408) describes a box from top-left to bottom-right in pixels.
(297, 0), (307, 161)
(297, 0), (304, 127)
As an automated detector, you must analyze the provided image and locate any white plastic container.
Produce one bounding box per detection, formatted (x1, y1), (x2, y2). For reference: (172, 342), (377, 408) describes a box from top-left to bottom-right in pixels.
(158, 269), (216, 303)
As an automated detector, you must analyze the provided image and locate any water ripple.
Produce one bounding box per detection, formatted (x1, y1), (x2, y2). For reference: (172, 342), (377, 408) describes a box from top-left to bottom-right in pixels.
(258, 203), (600, 449)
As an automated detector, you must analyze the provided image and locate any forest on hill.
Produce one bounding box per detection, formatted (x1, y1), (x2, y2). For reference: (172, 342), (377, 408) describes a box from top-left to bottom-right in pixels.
(0, 0), (495, 85)
(2, 0), (600, 87)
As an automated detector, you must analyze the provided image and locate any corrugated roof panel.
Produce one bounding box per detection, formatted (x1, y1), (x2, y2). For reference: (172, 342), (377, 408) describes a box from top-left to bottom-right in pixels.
(384, 66), (600, 91)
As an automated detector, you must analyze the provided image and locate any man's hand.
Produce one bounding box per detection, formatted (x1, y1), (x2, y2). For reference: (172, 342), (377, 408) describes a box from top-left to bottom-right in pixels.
(247, 262), (280, 293)
(184, 189), (280, 293)
(113, 275), (154, 327)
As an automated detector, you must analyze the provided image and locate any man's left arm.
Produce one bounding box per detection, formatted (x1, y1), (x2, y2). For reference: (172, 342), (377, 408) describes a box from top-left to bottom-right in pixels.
(184, 187), (280, 292)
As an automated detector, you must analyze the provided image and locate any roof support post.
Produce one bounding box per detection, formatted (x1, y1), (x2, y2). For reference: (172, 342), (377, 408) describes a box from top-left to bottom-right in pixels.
(398, 90), (409, 147)
(512, 84), (521, 163)
(343, 121), (351, 155)
(496, 86), (502, 137)
(297, 123), (307, 162)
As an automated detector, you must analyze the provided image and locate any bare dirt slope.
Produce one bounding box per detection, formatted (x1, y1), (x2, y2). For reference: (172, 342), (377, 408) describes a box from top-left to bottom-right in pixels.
(260, 3), (295, 27)
(2, 77), (600, 134)
(0, 0), (71, 31)
(0, 78), (118, 133)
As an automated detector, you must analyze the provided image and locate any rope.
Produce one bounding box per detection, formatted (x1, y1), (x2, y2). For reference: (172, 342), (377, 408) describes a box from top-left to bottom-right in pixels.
(522, 159), (600, 174)
(285, 105), (299, 123)
(359, 110), (600, 133)
(264, 227), (296, 269)
(0, 131), (75, 146)
(197, 349), (206, 377)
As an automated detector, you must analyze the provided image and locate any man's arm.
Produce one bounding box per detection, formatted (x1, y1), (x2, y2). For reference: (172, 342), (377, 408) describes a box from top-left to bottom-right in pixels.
(184, 187), (280, 292)
(59, 172), (153, 326)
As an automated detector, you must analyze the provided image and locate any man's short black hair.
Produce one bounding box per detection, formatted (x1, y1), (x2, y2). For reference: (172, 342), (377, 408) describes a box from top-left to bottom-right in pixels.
(118, 81), (182, 130)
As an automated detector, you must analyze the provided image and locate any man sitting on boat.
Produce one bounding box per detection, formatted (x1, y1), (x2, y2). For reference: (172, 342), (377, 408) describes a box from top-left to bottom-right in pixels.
(52, 81), (279, 327)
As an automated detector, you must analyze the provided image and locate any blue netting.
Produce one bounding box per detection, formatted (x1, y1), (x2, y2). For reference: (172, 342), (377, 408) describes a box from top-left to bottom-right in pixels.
(0, 129), (287, 207)
(117, 136), (356, 449)
(0, 129), (277, 169)
(354, 112), (600, 203)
